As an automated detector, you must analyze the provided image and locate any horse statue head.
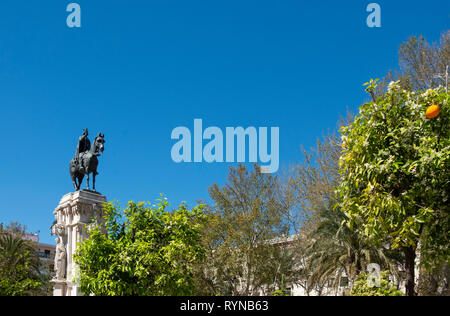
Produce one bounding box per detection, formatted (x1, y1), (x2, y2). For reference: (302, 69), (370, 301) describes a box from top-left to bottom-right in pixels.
(91, 133), (106, 156)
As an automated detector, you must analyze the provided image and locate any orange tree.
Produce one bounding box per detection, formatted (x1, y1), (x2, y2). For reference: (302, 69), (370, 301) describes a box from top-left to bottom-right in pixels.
(74, 198), (206, 296)
(337, 81), (449, 296)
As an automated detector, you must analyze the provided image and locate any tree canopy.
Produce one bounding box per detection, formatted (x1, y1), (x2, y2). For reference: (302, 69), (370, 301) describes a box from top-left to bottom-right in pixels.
(194, 164), (298, 296)
(74, 198), (206, 296)
(337, 81), (449, 295)
(0, 226), (49, 296)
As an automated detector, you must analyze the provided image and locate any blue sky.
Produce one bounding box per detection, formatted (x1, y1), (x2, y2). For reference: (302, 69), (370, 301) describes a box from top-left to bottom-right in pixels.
(0, 1), (448, 244)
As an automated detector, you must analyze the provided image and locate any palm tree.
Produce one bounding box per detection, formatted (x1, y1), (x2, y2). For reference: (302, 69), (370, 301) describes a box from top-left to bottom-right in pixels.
(303, 204), (403, 295)
(0, 233), (43, 295)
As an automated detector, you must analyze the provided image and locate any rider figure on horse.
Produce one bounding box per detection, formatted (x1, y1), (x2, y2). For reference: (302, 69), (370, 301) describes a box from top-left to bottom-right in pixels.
(74, 128), (91, 172)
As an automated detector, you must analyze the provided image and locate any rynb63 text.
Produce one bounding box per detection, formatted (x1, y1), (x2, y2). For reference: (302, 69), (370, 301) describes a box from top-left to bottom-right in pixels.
(180, 300), (269, 313)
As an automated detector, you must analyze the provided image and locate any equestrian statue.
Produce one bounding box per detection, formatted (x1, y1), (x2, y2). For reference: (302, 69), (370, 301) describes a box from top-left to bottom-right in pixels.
(69, 129), (105, 191)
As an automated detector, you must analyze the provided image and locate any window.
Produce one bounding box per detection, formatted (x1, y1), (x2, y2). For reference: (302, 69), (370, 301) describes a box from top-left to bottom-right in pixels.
(285, 287), (292, 296)
(339, 277), (349, 287)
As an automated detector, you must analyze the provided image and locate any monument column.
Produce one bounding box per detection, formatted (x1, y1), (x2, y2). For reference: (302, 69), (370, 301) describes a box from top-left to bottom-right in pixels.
(51, 190), (107, 296)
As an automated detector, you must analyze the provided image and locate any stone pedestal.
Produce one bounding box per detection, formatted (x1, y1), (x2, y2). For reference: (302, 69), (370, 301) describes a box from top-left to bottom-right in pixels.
(51, 190), (107, 296)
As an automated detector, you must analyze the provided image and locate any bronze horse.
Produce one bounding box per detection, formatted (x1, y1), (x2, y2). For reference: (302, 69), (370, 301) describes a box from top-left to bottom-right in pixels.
(69, 133), (105, 191)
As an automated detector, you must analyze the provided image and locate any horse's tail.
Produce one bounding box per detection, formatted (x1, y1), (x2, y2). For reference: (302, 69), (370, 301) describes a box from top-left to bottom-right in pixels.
(69, 158), (77, 175)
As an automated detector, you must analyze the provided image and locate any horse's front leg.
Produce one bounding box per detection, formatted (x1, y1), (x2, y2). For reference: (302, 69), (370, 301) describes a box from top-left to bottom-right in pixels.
(86, 172), (90, 191)
(92, 173), (96, 192)
(71, 175), (77, 191)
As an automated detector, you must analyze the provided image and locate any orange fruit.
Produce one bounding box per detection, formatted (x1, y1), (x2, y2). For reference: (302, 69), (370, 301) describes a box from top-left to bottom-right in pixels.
(426, 105), (440, 119)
